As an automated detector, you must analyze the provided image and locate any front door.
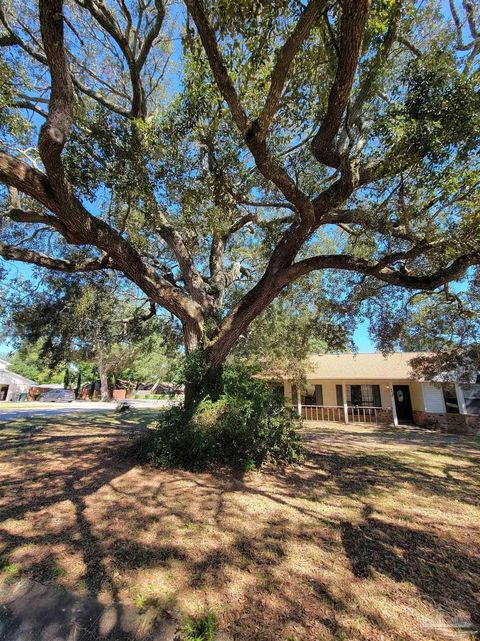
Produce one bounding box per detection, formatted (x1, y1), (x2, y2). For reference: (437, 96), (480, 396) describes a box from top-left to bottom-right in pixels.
(393, 385), (413, 422)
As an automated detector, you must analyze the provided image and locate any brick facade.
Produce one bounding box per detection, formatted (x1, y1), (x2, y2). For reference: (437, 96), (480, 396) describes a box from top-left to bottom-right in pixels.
(413, 410), (480, 435)
(375, 408), (393, 425)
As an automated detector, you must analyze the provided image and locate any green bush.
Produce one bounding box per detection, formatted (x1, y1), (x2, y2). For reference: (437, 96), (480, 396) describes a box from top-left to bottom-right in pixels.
(181, 611), (217, 641)
(134, 366), (303, 471)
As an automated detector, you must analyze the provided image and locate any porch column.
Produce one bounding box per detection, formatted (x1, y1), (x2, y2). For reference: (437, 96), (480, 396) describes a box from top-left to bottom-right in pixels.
(342, 383), (348, 423)
(455, 383), (467, 415)
(390, 382), (399, 427)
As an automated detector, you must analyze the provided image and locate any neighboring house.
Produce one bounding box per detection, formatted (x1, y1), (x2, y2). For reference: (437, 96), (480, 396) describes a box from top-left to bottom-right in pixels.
(269, 352), (480, 434)
(0, 358), (37, 401)
(78, 379), (184, 400)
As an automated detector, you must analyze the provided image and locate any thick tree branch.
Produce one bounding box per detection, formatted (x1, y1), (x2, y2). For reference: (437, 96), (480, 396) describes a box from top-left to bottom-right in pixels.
(184, 0), (248, 131)
(137, 0), (165, 68)
(11, 101), (48, 118)
(348, 0), (402, 129)
(186, 0), (313, 217)
(4, 206), (72, 238)
(0, 151), (63, 215)
(282, 253), (477, 290)
(257, 0), (325, 139)
(0, 155), (204, 330)
(0, 242), (114, 272)
(204, 249), (478, 371)
(311, 0), (371, 167)
(38, 0), (75, 205)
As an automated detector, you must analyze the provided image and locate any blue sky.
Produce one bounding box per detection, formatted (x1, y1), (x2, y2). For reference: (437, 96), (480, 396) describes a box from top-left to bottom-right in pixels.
(353, 322), (375, 352)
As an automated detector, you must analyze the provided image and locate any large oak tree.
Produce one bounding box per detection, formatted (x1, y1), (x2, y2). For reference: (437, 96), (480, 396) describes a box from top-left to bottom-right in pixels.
(0, 0), (479, 403)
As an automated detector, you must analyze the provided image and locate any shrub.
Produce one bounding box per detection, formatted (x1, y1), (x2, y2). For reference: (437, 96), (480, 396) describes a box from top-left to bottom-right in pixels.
(181, 611), (217, 641)
(134, 366), (303, 470)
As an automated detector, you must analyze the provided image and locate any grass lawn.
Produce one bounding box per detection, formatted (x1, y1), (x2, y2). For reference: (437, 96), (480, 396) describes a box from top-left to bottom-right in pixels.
(0, 413), (479, 641)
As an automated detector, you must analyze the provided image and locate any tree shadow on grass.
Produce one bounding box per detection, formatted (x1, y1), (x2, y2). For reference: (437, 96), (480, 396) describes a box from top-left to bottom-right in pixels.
(1, 419), (480, 640)
(340, 515), (480, 630)
(272, 446), (480, 507)
(0, 421), (159, 640)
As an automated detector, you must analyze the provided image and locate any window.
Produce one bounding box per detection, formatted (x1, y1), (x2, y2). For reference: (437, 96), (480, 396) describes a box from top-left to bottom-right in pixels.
(346, 384), (381, 407)
(461, 385), (480, 415)
(442, 384), (459, 414)
(302, 384), (322, 405)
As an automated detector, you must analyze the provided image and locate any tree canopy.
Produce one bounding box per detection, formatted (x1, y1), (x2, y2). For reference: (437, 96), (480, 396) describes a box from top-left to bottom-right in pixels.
(2, 273), (180, 396)
(0, 0), (479, 398)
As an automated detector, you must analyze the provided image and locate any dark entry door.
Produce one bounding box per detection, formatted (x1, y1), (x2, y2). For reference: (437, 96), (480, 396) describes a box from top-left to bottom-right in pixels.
(393, 385), (413, 422)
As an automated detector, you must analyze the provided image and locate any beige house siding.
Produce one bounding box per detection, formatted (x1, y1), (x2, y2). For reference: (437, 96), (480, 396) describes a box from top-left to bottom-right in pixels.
(410, 381), (424, 412)
(284, 381), (293, 404)
(284, 379), (416, 409)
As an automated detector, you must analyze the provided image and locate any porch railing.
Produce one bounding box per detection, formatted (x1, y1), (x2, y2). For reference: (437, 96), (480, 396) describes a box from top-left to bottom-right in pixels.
(287, 404), (383, 424)
(348, 406), (381, 424)
(301, 405), (345, 422)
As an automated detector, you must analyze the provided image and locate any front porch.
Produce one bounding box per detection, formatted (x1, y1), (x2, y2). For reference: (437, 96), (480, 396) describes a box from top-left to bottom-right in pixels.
(295, 404), (393, 425)
(283, 380), (417, 426)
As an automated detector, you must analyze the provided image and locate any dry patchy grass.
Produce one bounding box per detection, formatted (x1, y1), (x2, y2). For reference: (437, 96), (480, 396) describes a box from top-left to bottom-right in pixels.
(0, 413), (479, 640)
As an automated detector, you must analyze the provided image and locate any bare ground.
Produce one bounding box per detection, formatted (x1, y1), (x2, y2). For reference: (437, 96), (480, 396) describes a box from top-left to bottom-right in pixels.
(0, 411), (479, 641)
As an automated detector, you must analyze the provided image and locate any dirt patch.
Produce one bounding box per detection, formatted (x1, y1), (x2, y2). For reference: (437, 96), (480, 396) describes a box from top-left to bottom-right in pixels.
(1, 415), (479, 640)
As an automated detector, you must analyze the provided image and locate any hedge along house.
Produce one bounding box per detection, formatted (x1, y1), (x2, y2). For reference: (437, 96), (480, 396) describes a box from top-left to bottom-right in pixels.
(276, 352), (480, 434)
(0, 358), (37, 402)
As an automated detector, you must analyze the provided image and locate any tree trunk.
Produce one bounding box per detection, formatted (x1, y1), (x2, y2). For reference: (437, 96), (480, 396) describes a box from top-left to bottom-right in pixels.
(75, 371), (82, 399)
(98, 361), (112, 401)
(183, 358), (224, 413)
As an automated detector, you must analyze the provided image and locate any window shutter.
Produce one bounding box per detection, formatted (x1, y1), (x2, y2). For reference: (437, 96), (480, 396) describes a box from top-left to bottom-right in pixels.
(315, 385), (323, 405)
(291, 384), (298, 405)
(373, 385), (381, 407)
(336, 385), (344, 406)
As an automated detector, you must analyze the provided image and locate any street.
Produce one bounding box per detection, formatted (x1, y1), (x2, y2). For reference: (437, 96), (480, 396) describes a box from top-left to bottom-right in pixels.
(0, 399), (172, 421)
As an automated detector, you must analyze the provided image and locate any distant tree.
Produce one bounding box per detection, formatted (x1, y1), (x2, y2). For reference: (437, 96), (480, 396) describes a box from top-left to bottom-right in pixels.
(6, 341), (64, 384)
(118, 333), (180, 389)
(400, 285), (480, 382)
(0, 0), (479, 406)
(5, 274), (179, 399)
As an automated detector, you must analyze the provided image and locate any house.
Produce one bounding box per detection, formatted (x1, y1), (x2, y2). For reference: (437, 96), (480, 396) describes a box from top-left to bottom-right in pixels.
(272, 352), (480, 435)
(0, 358), (37, 401)
(78, 379), (184, 400)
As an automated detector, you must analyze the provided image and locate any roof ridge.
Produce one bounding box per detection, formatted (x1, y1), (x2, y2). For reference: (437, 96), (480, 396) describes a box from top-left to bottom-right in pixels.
(309, 351), (429, 356)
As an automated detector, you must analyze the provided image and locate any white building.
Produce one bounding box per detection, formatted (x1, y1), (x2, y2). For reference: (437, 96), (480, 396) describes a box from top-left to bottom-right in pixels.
(0, 358), (37, 401)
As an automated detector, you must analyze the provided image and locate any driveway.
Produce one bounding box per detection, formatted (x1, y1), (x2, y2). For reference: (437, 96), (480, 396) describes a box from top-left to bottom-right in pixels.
(0, 399), (174, 421)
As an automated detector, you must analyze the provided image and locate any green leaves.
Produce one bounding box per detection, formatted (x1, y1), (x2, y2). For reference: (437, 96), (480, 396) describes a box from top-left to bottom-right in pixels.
(380, 50), (480, 163)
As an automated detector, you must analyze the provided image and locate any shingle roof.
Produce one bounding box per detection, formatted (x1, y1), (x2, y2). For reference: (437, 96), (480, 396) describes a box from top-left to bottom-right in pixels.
(301, 352), (428, 381)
